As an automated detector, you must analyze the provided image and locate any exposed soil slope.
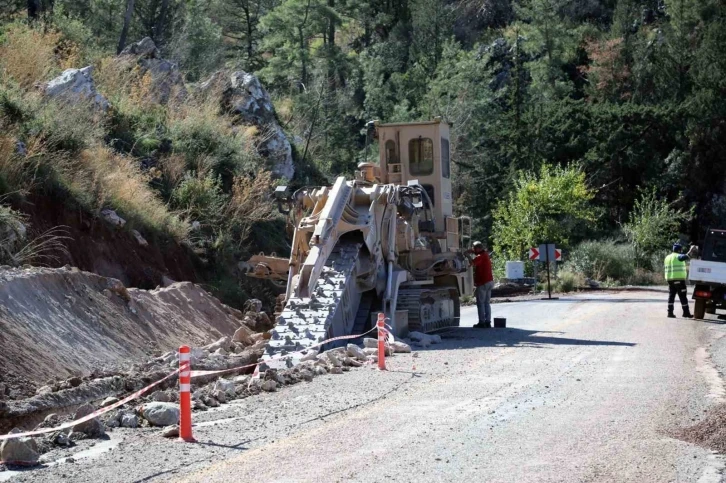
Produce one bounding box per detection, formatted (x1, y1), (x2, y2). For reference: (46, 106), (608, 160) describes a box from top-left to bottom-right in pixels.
(0, 266), (247, 383)
(15, 194), (199, 289)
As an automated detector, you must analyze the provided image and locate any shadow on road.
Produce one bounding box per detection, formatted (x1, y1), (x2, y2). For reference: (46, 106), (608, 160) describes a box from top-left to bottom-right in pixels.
(428, 328), (636, 350)
(503, 297), (663, 304)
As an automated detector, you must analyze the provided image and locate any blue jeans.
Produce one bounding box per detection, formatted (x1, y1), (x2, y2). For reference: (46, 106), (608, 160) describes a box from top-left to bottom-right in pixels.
(476, 281), (494, 324)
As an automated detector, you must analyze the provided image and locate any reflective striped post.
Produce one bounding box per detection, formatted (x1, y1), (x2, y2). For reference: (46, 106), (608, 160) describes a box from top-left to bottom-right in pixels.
(179, 346), (194, 442)
(377, 314), (387, 371)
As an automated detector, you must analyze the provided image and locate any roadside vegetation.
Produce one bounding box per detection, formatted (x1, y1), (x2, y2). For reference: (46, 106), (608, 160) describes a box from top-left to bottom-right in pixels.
(0, 21), (286, 305)
(2, 0), (726, 297)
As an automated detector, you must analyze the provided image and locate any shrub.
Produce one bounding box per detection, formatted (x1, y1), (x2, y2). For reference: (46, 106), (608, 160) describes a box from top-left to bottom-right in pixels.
(564, 239), (636, 282)
(166, 99), (259, 185)
(621, 187), (692, 265)
(171, 172), (227, 226)
(555, 270), (583, 293)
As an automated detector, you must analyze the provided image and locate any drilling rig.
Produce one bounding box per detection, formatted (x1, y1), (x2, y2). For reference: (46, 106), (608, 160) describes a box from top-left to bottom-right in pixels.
(245, 119), (474, 368)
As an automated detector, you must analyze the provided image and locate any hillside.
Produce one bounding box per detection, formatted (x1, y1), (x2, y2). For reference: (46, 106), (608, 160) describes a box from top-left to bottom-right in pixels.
(1, 0), (726, 291)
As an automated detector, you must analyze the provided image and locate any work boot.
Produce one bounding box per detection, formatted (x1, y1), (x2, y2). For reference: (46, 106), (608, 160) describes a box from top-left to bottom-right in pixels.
(667, 312), (676, 319)
(683, 311), (693, 319)
(473, 322), (491, 329)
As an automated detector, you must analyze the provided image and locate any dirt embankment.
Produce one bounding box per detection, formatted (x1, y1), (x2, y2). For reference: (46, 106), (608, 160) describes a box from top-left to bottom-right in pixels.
(0, 265), (249, 384)
(14, 194), (200, 290)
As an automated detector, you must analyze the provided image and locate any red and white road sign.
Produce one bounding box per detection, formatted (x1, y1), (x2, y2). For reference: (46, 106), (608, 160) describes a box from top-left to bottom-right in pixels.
(555, 248), (562, 261)
(528, 247), (540, 260)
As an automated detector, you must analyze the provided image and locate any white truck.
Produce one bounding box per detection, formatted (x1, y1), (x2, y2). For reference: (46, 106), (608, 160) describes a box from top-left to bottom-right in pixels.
(688, 229), (726, 319)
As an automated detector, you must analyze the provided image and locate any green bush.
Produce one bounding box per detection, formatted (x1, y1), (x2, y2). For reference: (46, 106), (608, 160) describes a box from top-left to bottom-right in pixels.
(564, 239), (636, 282)
(171, 172), (227, 226)
(555, 270), (582, 293)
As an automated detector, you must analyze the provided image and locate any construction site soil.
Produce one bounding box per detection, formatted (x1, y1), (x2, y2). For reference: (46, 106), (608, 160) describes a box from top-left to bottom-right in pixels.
(0, 266), (247, 384)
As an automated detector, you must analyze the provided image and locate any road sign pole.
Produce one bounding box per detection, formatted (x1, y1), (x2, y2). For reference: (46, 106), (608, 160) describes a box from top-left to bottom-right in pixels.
(533, 261), (538, 295)
(546, 244), (552, 300)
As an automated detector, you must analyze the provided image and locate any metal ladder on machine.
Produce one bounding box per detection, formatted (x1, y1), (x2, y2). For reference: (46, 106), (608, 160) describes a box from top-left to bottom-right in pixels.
(458, 216), (473, 251)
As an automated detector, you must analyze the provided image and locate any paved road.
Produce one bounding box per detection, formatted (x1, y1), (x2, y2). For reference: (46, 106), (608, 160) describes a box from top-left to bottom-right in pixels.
(8, 292), (726, 483)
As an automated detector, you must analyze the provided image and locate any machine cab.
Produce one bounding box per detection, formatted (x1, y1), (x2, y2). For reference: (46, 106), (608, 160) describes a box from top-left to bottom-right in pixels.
(371, 118), (453, 234)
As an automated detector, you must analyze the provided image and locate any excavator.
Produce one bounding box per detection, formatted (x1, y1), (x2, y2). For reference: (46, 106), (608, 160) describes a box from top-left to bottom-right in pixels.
(245, 118), (474, 368)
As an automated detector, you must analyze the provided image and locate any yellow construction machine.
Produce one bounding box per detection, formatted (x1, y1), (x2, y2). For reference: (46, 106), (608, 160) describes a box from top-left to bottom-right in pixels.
(245, 119), (474, 367)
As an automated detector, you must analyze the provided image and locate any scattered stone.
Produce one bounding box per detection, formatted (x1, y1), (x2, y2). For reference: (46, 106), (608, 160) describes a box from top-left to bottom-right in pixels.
(390, 341), (412, 353)
(68, 377), (83, 388)
(120, 37), (158, 57)
(300, 349), (319, 362)
(119, 38), (187, 104)
(150, 391), (171, 403)
(43, 414), (60, 425)
(214, 379), (236, 398)
(330, 367), (344, 375)
(100, 209), (126, 228)
(363, 338), (377, 349)
(343, 357), (363, 367)
(72, 403), (105, 438)
(131, 230), (148, 247)
(232, 325), (254, 346)
(261, 380), (277, 392)
(101, 397), (119, 407)
(204, 336), (232, 353)
(412, 352), (419, 358)
(0, 428), (39, 466)
(313, 366), (328, 376)
(36, 385), (53, 396)
(68, 431), (87, 442)
(325, 351), (342, 368)
(51, 431), (70, 446)
(140, 402), (179, 427)
(44, 66), (109, 110)
(346, 344), (367, 361)
(212, 389), (227, 404)
(120, 412), (139, 429)
(233, 375), (250, 386)
(161, 425), (179, 438)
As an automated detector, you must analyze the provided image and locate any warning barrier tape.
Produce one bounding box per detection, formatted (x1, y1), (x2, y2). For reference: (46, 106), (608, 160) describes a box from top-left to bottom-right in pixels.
(0, 364), (188, 442)
(190, 326), (378, 378)
(0, 323), (386, 442)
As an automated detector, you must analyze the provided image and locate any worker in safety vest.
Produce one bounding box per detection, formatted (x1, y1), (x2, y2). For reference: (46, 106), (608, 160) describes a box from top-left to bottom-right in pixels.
(664, 242), (698, 318)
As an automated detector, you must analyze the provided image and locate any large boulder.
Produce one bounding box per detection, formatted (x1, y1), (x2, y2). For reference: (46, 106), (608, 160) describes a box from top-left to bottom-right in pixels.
(72, 403), (105, 438)
(45, 66), (109, 110)
(118, 38), (187, 105)
(0, 428), (39, 466)
(140, 402), (179, 427)
(200, 71), (294, 179)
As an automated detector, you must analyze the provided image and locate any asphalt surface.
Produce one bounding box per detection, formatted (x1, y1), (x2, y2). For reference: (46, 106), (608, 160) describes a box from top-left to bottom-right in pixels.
(5, 291), (726, 482)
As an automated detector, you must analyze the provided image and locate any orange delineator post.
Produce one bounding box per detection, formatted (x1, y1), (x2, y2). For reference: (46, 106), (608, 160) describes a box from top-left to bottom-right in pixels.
(377, 313), (386, 370)
(178, 345), (195, 442)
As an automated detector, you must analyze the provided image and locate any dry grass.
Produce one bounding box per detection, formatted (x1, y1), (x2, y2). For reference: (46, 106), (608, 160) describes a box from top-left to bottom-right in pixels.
(0, 24), (62, 88)
(0, 133), (50, 196)
(225, 171), (278, 244)
(74, 146), (189, 240)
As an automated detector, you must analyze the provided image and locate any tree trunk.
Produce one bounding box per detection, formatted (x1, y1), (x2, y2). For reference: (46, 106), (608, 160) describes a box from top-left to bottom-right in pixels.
(117, 0), (136, 54)
(154, 0), (170, 45)
(244, 5), (254, 64)
(27, 0), (40, 20)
